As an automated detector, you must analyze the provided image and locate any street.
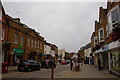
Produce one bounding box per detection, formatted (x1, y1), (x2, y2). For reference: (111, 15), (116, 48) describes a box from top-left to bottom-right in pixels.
(2, 64), (69, 78)
(2, 64), (119, 79)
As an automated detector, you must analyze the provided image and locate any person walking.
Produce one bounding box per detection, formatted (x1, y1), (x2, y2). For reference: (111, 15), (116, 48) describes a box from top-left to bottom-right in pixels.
(98, 58), (101, 71)
(70, 59), (73, 70)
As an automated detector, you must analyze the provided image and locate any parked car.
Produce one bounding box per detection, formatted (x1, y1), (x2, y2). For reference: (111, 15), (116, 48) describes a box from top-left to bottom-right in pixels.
(61, 60), (67, 65)
(18, 60), (41, 72)
(41, 60), (56, 69)
(66, 60), (70, 64)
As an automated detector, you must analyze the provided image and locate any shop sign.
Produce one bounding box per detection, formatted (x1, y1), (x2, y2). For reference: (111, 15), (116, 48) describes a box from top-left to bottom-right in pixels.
(102, 44), (108, 52)
(13, 48), (24, 53)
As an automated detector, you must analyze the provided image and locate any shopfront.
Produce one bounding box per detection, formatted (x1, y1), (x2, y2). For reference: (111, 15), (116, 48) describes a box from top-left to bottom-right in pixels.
(12, 48), (24, 65)
(108, 40), (120, 76)
(95, 44), (109, 69)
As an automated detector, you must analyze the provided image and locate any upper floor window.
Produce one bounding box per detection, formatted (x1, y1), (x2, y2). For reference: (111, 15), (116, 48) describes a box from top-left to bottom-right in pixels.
(31, 39), (33, 47)
(28, 37), (30, 46)
(14, 33), (18, 44)
(106, 25), (109, 38)
(38, 42), (40, 48)
(40, 43), (42, 49)
(98, 28), (104, 42)
(35, 40), (36, 48)
(0, 28), (5, 40)
(108, 5), (120, 29)
(94, 36), (98, 46)
(20, 36), (24, 45)
(0, 10), (2, 20)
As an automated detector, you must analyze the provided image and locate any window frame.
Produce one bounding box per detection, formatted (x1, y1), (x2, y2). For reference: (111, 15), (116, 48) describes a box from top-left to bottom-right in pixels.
(106, 24), (109, 38)
(28, 37), (30, 47)
(14, 33), (18, 44)
(0, 28), (5, 40)
(35, 40), (36, 48)
(98, 28), (104, 42)
(31, 39), (33, 47)
(94, 36), (98, 47)
(20, 36), (24, 45)
(107, 5), (120, 32)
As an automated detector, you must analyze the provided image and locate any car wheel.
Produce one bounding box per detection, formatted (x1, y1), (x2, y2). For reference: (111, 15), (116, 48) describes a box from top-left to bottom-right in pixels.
(28, 68), (31, 72)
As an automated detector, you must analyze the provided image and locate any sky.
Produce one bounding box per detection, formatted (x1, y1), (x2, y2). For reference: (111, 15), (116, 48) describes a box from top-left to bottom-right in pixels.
(2, 0), (107, 53)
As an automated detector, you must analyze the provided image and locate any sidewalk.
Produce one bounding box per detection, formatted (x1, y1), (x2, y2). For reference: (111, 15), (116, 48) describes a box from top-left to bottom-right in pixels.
(54, 64), (118, 78)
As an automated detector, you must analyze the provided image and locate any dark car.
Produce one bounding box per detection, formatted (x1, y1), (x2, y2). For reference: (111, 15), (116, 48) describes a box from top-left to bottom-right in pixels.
(18, 60), (41, 72)
(41, 60), (56, 69)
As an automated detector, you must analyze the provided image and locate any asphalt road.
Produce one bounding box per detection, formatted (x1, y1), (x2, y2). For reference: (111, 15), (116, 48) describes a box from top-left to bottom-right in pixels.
(2, 64), (70, 78)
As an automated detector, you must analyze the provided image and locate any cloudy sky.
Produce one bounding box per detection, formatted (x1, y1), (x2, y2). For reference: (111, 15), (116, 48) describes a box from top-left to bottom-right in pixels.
(2, 1), (107, 52)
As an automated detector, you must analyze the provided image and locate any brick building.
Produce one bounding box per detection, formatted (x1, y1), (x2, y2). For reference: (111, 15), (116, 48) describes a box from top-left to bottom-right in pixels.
(0, 2), (9, 63)
(6, 15), (44, 65)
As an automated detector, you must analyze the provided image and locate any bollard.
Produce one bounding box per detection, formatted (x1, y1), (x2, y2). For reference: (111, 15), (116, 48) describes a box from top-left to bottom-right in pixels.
(51, 66), (54, 78)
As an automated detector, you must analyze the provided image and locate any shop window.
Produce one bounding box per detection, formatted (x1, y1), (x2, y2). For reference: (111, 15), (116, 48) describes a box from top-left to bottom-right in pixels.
(98, 28), (104, 42)
(14, 33), (18, 44)
(110, 51), (120, 72)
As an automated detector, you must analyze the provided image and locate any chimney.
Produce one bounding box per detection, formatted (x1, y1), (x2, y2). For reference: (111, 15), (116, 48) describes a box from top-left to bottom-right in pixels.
(14, 18), (20, 23)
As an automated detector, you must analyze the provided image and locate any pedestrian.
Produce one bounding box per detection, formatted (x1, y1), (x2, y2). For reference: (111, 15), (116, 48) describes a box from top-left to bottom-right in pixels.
(70, 59), (73, 70)
(98, 58), (101, 71)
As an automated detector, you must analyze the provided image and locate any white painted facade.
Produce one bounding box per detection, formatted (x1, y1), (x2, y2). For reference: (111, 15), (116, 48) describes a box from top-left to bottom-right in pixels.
(58, 49), (65, 60)
(51, 50), (55, 57)
(44, 44), (51, 55)
(84, 47), (91, 58)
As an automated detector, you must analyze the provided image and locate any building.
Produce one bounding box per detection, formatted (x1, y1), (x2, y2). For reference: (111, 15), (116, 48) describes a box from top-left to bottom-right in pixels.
(84, 43), (92, 64)
(78, 46), (85, 59)
(0, 2), (9, 63)
(6, 15), (44, 65)
(90, 0), (120, 77)
(107, 1), (120, 76)
(58, 49), (66, 60)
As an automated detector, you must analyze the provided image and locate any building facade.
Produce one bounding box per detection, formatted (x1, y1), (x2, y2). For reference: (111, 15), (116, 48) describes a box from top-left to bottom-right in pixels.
(0, 2), (9, 63)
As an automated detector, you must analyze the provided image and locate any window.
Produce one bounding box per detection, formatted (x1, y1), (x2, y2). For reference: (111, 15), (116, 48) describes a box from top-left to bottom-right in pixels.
(106, 25), (109, 38)
(0, 10), (2, 20)
(38, 42), (39, 48)
(0, 28), (5, 40)
(28, 37), (30, 46)
(107, 5), (120, 33)
(14, 33), (18, 44)
(107, 14), (112, 32)
(31, 39), (33, 47)
(40, 43), (42, 49)
(94, 36), (98, 46)
(35, 40), (36, 48)
(21, 36), (24, 45)
(98, 28), (104, 42)
(111, 9), (119, 24)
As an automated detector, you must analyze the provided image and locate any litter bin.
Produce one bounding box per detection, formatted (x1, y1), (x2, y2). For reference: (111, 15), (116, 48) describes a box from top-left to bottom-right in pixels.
(2, 62), (8, 73)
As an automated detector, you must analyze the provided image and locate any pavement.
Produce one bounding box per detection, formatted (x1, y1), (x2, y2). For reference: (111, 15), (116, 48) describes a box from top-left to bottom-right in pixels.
(54, 64), (118, 78)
